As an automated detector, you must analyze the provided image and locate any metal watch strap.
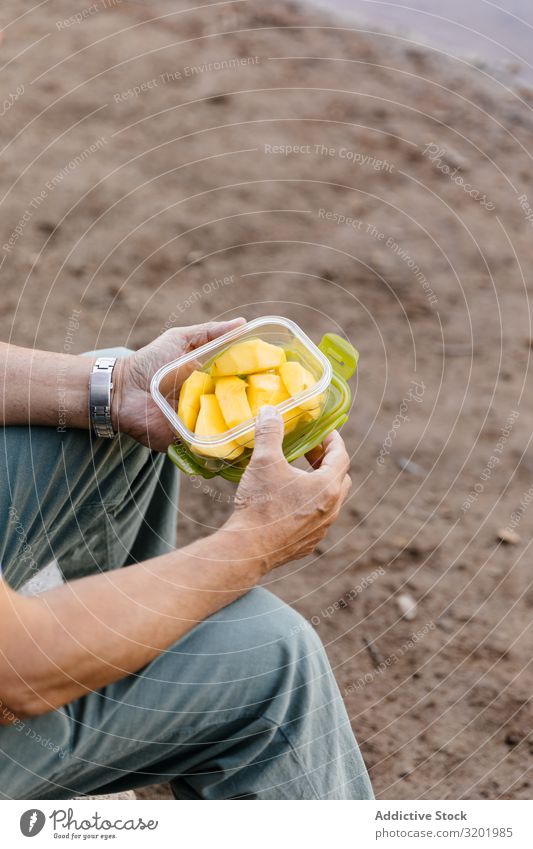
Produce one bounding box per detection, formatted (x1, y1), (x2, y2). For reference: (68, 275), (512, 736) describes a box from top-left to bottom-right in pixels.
(89, 357), (117, 438)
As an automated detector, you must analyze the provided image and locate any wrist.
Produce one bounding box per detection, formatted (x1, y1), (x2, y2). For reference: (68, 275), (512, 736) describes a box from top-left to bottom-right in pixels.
(110, 358), (125, 434)
(57, 354), (95, 430)
(220, 517), (273, 578)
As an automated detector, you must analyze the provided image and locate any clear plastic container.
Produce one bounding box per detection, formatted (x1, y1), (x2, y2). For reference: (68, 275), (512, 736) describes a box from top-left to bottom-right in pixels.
(150, 316), (333, 468)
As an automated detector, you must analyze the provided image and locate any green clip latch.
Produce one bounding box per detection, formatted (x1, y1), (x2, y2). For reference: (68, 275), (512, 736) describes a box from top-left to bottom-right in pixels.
(319, 333), (358, 381)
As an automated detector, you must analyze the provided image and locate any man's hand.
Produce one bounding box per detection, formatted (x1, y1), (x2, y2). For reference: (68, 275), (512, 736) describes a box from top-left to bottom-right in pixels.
(113, 318), (245, 451)
(225, 406), (352, 572)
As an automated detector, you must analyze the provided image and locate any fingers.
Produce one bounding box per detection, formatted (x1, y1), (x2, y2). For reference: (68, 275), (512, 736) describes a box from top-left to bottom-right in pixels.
(341, 473), (352, 502)
(183, 318), (246, 350)
(205, 317), (246, 340)
(305, 442), (326, 470)
(250, 406), (286, 467)
(315, 430), (350, 479)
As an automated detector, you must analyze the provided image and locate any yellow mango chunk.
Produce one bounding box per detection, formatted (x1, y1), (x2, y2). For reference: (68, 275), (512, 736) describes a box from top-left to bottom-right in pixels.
(215, 377), (253, 429)
(301, 368), (324, 414)
(246, 372), (301, 438)
(211, 339), (286, 377)
(246, 373), (289, 415)
(279, 361), (306, 395)
(300, 408), (321, 423)
(235, 429), (256, 449)
(280, 361), (323, 413)
(177, 370), (214, 431)
(284, 406), (304, 432)
(193, 394), (243, 460)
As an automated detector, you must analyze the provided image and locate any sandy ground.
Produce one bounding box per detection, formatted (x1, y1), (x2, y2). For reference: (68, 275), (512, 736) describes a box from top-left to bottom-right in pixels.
(0, 0), (532, 800)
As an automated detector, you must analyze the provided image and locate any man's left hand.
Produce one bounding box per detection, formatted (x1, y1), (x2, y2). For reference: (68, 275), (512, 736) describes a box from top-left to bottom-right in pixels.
(113, 318), (245, 451)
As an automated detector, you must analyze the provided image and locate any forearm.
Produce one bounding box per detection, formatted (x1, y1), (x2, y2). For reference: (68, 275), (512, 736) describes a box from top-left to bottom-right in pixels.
(1, 524), (267, 718)
(0, 341), (94, 429)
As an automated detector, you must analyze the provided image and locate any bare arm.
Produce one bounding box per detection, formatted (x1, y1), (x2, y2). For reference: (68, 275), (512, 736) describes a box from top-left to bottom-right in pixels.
(0, 341), (93, 430)
(0, 412), (350, 720)
(0, 525), (265, 720)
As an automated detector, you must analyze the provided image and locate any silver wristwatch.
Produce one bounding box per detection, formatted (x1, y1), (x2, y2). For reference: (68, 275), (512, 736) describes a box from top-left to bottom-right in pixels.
(89, 357), (117, 438)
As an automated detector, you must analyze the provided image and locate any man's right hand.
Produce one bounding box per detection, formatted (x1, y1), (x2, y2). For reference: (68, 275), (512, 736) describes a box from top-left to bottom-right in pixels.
(225, 406), (352, 574)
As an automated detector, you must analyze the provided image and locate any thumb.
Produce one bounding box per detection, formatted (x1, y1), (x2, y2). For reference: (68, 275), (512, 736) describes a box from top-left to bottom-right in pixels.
(251, 406), (285, 466)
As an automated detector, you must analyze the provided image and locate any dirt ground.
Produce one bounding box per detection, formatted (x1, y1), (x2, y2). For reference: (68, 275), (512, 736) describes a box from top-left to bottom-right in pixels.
(1, 0), (532, 800)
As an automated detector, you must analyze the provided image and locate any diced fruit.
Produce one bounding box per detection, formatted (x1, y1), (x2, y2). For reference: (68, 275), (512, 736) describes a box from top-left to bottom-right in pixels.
(177, 370), (214, 431)
(246, 373), (290, 415)
(215, 377), (253, 429)
(301, 368), (324, 414)
(239, 374), (293, 446)
(233, 411), (300, 450)
(279, 361), (307, 395)
(280, 361), (323, 412)
(247, 372), (301, 436)
(235, 428), (255, 449)
(300, 408), (320, 423)
(179, 341), (323, 458)
(282, 408), (302, 433)
(193, 395), (243, 460)
(211, 339), (286, 377)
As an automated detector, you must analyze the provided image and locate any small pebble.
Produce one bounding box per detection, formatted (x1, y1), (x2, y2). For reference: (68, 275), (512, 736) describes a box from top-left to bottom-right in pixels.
(76, 791), (136, 800)
(497, 528), (521, 545)
(185, 249), (203, 264)
(397, 593), (417, 620)
(442, 146), (471, 171)
(397, 457), (428, 477)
